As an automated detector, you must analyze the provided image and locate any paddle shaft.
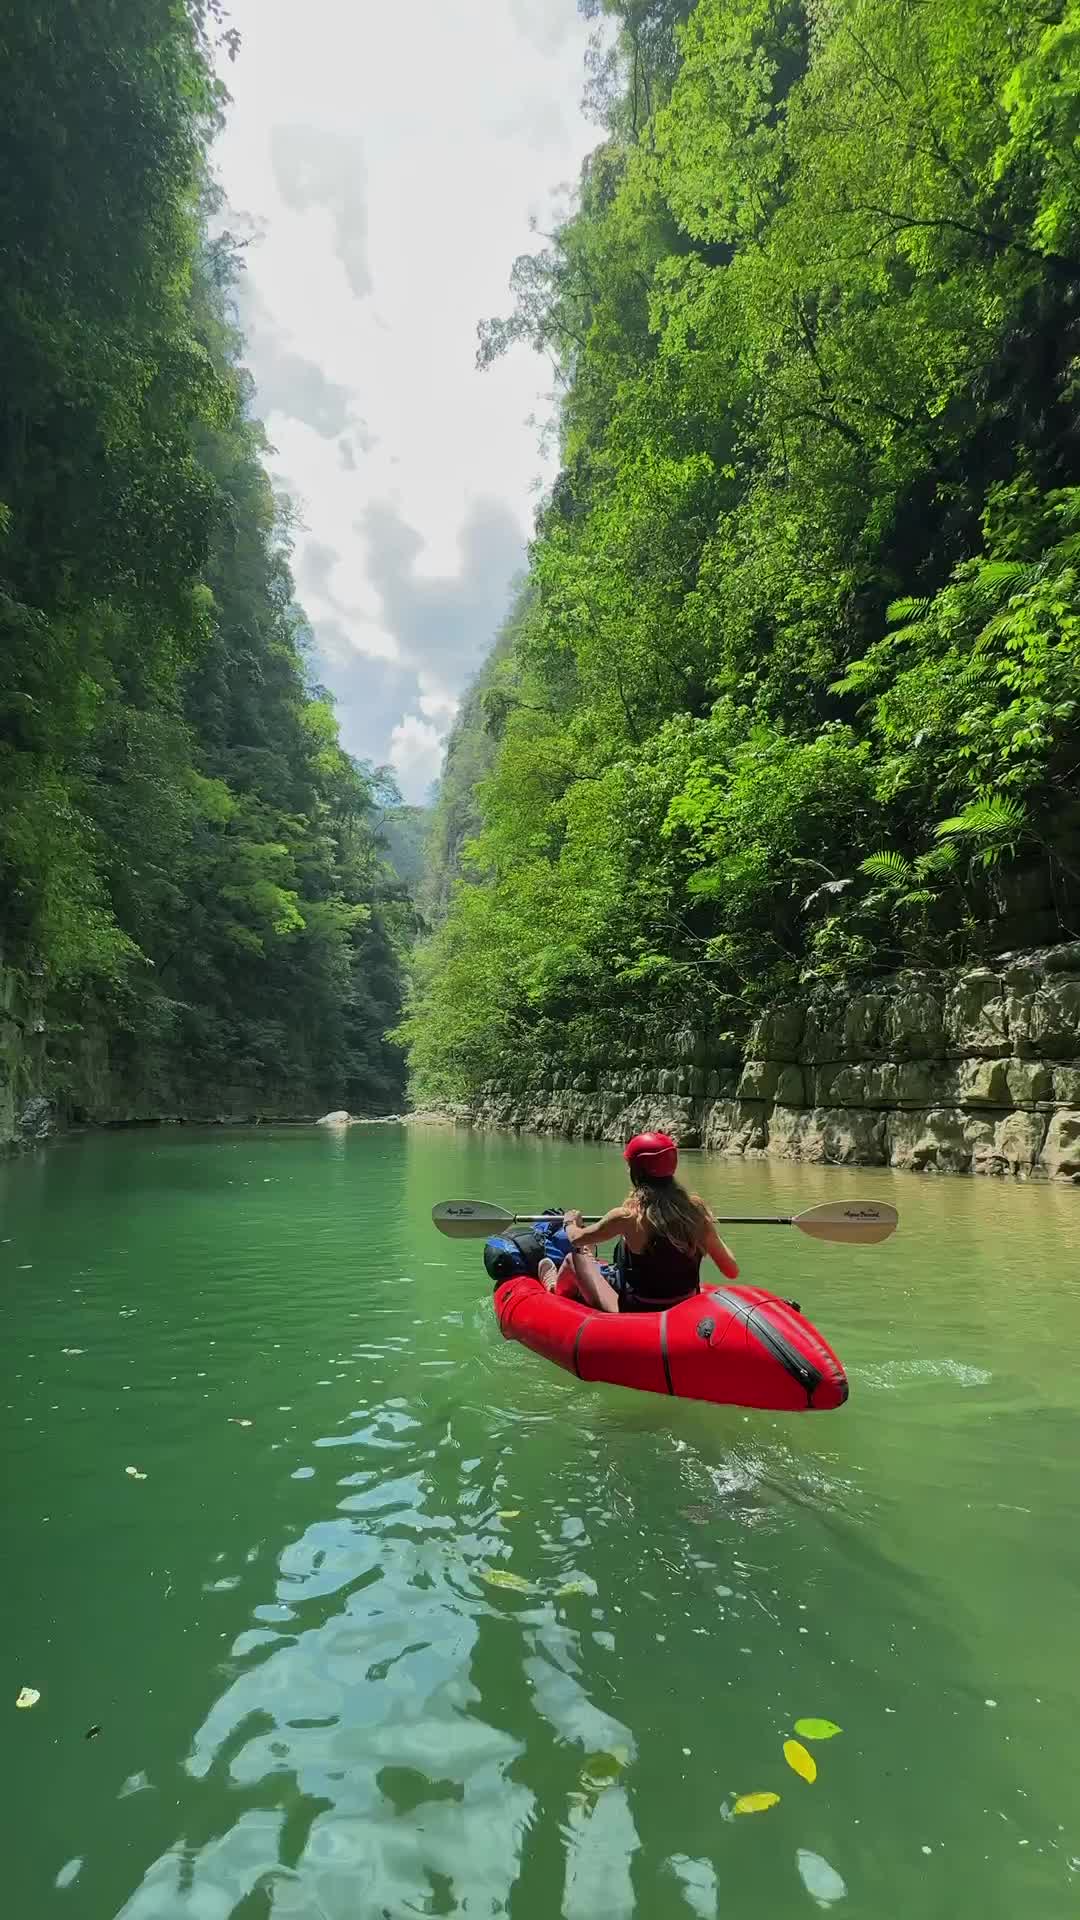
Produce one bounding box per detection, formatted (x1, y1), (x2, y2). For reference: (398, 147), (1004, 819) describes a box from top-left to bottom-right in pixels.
(503, 1210), (791, 1227)
(431, 1197), (897, 1244)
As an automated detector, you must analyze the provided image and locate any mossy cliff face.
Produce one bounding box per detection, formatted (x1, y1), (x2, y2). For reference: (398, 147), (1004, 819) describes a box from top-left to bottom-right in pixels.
(0, 955), (46, 1148)
(0, 953), (338, 1152)
(464, 947), (1080, 1182)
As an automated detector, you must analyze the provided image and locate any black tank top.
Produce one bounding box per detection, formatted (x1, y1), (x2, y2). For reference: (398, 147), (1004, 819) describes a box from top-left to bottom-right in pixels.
(615, 1232), (701, 1313)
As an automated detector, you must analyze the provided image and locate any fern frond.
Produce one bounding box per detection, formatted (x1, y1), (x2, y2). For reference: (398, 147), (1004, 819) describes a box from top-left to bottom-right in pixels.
(935, 795), (1028, 840)
(973, 611), (1015, 653)
(914, 842), (958, 880)
(858, 849), (913, 884)
(955, 658), (990, 685)
(829, 652), (887, 696)
(971, 559), (1028, 591)
(1056, 488), (1080, 531)
(886, 595), (933, 625)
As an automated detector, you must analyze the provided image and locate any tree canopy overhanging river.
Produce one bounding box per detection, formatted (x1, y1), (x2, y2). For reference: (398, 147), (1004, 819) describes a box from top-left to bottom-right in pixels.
(2, 1125), (1079, 1918)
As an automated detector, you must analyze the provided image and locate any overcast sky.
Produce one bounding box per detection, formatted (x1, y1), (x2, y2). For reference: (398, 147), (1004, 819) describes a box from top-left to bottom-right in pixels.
(212, 0), (600, 803)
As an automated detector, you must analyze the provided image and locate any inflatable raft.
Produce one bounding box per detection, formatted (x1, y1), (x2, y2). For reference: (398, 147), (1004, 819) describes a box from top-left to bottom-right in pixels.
(492, 1274), (848, 1412)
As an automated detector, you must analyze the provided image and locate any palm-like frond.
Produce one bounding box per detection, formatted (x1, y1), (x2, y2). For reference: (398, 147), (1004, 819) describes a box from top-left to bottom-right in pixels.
(935, 795), (1028, 841)
(858, 849), (913, 884)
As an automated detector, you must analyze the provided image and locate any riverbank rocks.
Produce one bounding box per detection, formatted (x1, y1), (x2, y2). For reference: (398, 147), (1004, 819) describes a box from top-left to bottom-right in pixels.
(458, 950), (1080, 1181)
(18, 1094), (54, 1141)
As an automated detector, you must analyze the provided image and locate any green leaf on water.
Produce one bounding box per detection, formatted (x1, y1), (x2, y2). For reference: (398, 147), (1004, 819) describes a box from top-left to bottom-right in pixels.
(481, 1568), (534, 1593)
(794, 1718), (842, 1741)
(556, 1580), (591, 1597)
(580, 1747), (630, 1792)
(497, 1509), (521, 1520)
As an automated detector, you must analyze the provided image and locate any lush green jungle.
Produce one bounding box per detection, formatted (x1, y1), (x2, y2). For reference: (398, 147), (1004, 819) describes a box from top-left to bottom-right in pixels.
(405, 0), (1080, 1104)
(6, 0), (1080, 1127)
(0, 0), (408, 1121)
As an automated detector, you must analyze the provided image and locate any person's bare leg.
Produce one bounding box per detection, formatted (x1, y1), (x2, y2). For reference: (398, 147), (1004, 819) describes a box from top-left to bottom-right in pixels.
(553, 1254), (588, 1300)
(568, 1246), (620, 1313)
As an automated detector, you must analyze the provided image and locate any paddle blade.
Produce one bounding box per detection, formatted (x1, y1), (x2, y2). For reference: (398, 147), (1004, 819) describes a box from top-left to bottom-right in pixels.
(431, 1200), (516, 1239)
(793, 1200), (897, 1244)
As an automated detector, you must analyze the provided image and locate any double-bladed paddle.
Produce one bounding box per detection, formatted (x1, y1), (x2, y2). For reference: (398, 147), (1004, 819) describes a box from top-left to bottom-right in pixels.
(431, 1198), (897, 1246)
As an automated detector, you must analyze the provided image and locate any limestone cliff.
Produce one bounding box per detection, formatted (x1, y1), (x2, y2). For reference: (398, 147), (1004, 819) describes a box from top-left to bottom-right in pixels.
(464, 946), (1080, 1181)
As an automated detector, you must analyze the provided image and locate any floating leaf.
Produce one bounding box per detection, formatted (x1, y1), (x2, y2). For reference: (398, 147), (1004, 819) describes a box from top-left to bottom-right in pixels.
(794, 1718), (842, 1741)
(124, 1466), (147, 1480)
(556, 1580), (591, 1598)
(734, 1792), (780, 1815)
(16, 1687), (40, 1709)
(580, 1747), (630, 1792)
(228, 1418), (254, 1428)
(497, 1509), (521, 1519)
(481, 1568), (534, 1593)
(784, 1739), (817, 1783)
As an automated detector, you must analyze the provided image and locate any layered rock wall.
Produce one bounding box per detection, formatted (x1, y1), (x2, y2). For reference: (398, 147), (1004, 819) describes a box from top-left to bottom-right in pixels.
(466, 948), (1080, 1181)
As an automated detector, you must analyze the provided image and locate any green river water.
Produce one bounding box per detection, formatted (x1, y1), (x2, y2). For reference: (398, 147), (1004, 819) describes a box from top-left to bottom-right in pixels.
(2, 1124), (1079, 1919)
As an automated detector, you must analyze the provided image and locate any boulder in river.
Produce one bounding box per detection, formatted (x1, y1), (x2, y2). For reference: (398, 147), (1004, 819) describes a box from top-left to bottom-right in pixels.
(316, 1110), (352, 1128)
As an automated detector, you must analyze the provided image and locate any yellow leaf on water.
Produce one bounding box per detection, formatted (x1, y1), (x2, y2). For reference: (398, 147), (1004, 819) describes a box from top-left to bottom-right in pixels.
(556, 1580), (591, 1598)
(734, 1792), (780, 1815)
(481, 1569), (534, 1593)
(784, 1739), (817, 1783)
(497, 1510), (521, 1519)
(16, 1687), (40, 1710)
(794, 1718), (842, 1741)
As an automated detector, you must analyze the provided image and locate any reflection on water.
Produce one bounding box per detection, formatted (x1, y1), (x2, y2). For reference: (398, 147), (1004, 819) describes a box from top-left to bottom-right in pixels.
(1, 1126), (1079, 1917)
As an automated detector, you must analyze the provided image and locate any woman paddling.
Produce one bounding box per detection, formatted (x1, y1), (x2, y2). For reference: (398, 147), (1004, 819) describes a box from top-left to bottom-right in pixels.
(541, 1133), (739, 1313)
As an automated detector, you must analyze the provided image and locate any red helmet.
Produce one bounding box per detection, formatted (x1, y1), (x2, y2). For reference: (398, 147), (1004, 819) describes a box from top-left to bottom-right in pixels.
(623, 1131), (678, 1178)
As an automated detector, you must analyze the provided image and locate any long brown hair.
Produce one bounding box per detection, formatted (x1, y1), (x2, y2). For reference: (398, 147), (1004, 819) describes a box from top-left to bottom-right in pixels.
(626, 1171), (712, 1255)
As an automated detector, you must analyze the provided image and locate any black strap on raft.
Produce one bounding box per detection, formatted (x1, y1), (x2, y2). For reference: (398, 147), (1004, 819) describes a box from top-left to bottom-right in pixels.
(706, 1288), (823, 1408)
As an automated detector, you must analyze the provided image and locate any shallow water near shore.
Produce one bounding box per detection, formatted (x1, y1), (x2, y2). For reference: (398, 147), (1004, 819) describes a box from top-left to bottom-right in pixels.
(2, 1124), (1079, 1918)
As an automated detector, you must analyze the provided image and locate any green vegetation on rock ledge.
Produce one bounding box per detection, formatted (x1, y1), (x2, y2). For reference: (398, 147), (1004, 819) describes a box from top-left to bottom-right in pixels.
(404, 0), (1080, 1105)
(0, 0), (407, 1124)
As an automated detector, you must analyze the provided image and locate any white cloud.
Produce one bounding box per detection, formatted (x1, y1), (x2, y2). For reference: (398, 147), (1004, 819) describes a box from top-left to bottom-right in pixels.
(270, 124), (372, 299)
(388, 714), (446, 800)
(508, 0), (586, 53)
(213, 0), (600, 803)
(418, 685), (460, 729)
